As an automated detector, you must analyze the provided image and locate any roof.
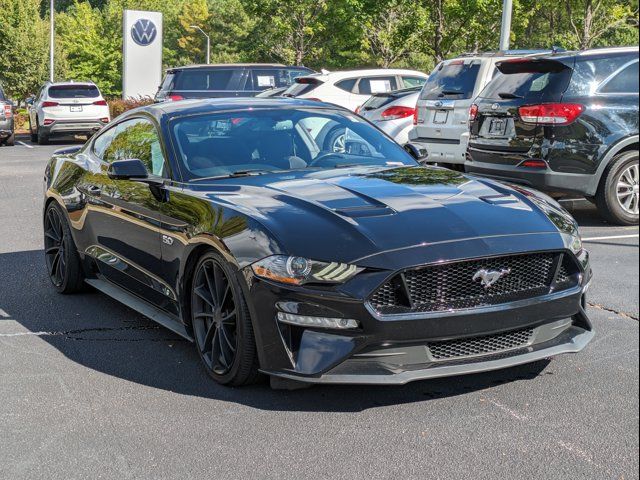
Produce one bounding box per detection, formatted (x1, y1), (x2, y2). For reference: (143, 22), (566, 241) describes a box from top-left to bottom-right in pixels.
(166, 63), (305, 71)
(135, 97), (345, 119)
(45, 81), (98, 87)
(296, 68), (428, 81)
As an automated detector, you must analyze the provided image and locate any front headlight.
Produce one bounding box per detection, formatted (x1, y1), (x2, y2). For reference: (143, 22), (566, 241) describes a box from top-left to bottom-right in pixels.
(251, 255), (363, 285)
(570, 234), (583, 254)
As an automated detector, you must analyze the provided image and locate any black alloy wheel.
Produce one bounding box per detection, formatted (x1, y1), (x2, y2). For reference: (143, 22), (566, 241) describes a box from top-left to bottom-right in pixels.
(191, 253), (259, 385)
(44, 203), (85, 293)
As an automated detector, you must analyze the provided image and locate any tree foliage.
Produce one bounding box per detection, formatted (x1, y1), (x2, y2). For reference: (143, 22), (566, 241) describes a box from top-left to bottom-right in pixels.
(0, 0), (637, 99)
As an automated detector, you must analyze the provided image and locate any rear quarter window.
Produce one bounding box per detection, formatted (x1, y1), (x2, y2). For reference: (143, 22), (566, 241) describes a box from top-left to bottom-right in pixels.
(567, 53), (638, 96)
(599, 61), (639, 94)
(420, 62), (480, 100)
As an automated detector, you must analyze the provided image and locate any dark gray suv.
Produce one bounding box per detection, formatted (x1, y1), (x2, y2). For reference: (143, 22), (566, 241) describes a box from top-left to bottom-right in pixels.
(0, 86), (15, 147)
(466, 47), (639, 225)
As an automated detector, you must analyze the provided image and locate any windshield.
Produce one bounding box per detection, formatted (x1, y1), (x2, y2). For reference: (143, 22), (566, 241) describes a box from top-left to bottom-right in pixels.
(419, 62), (480, 100)
(171, 108), (416, 181)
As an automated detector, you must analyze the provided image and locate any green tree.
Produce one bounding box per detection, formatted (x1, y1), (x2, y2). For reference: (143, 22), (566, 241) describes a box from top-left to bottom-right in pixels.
(0, 0), (49, 99)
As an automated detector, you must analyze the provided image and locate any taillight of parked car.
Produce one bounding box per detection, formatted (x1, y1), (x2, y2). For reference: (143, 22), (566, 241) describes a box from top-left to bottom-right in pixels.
(167, 94), (185, 102)
(93, 100), (108, 106)
(469, 104), (479, 122)
(518, 103), (584, 125)
(41, 101), (59, 108)
(3, 104), (11, 118)
(381, 106), (416, 121)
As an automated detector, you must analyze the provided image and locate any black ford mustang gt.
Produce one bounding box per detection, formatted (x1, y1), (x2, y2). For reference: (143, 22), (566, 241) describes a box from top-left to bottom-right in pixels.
(43, 98), (594, 387)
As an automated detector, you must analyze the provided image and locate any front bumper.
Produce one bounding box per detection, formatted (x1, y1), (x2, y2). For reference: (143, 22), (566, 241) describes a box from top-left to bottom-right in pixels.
(244, 248), (593, 386)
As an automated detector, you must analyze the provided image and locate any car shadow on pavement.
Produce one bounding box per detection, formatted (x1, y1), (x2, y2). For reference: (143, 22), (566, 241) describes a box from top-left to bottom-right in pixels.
(1, 249), (550, 413)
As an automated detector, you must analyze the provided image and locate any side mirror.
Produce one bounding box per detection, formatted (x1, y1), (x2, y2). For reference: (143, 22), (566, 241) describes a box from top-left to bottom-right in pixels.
(404, 144), (428, 163)
(107, 159), (149, 180)
(26, 97), (34, 106)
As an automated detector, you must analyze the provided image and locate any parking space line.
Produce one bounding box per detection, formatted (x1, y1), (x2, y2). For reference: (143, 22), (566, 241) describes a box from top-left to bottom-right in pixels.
(17, 141), (34, 149)
(583, 234), (639, 242)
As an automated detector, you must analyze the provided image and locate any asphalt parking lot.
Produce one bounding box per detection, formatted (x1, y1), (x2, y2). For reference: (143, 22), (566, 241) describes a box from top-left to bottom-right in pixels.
(1, 137), (638, 480)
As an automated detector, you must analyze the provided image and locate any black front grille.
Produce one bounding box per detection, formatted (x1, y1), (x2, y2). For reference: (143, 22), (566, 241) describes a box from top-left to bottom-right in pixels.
(427, 328), (535, 361)
(369, 252), (580, 315)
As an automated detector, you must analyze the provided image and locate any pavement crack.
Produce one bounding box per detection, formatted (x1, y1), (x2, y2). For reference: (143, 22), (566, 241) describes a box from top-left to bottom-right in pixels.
(0, 324), (186, 342)
(588, 302), (639, 321)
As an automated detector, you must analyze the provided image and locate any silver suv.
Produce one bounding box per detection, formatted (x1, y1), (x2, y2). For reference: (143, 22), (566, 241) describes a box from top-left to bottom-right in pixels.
(409, 51), (552, 167)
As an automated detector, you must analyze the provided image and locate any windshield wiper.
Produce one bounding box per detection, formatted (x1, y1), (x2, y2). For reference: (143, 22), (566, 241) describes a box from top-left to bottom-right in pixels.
(439, 89), (464, 96)
(192, 169), (273, 181)
(497, 92), (524, 99)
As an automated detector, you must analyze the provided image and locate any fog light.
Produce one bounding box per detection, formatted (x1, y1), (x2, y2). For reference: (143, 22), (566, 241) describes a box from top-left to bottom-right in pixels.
(277, 312), (359, 330)
(43, 119), (54, 126)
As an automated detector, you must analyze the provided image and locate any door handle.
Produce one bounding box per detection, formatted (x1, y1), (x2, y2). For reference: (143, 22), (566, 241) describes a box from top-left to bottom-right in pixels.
(86, 185), (101, 196)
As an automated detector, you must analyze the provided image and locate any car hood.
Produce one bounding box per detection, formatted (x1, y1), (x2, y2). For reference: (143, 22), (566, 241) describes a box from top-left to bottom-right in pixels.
(196, 166), (572, 267)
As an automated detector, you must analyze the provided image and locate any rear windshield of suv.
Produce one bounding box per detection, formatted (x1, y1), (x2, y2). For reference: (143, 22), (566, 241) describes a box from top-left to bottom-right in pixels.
(480, 62), (572, 102)
(48, 85), (100, 99)
(283, 77), (324, 97)
(419, 62), (480, 100)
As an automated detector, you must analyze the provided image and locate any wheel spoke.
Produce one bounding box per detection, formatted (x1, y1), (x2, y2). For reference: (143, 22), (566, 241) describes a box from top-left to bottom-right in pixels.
(221, 309), (236, 323)
(213, 264), (225, 305)
(203, 264), (217, 307)
(45, 246), (60, 255)
(219, 324), (236, 352)
(195, 285), (216, 308)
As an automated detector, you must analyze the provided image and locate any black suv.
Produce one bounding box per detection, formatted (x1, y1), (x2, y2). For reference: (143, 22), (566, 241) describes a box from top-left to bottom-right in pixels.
(0, 86), (15, 147)
(155, 64), (314, 102)
(466, 47), (639, 225)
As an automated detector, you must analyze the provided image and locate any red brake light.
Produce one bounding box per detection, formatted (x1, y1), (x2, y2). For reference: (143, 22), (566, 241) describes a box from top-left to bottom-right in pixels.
(518, 103), (584, 125)
(93, 100), (108, 106)
(469, 104), (479, 122)
(43, 119), (54, 126)
(100, 117), (110, 123)
(3, 104), (11, 119)
(520, 159), (548, 169)
(41, 101), (59, 108)
(167, 94), (184, 102)
(381, 106), (416, 120)
(413, 105), (419, 125)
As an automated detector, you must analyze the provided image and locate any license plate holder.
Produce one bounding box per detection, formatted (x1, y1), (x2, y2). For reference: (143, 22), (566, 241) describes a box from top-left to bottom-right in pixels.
(489, 118), (507, 135)
(433, 110), (449, 124)
(70, 106), (83, 113)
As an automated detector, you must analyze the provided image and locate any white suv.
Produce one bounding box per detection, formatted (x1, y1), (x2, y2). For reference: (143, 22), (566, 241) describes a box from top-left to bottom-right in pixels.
(28, 82), (110, 144)
(409, 51), (549, 166)
(282, 69), (428, 111)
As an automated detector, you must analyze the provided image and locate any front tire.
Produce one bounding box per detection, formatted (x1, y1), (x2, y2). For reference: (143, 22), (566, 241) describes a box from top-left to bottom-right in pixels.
(44, 202), (85, 293)
(596, 150), (639, 225)
(37, 123), (50, 145)
(190, 251), (259, 386)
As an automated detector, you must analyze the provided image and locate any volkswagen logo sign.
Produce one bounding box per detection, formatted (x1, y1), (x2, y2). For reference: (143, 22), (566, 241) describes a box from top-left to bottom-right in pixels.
(131, 19), (157, 47)
(491, 103), (500, 110)
(435, 101), (443, 108)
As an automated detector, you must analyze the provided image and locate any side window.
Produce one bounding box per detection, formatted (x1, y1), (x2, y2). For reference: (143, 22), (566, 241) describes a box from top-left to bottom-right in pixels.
(93, 127), (117, 159)
(600, 62), (639, 94)
(336, 78), (357, 93)
(102, 118), (167, 177)
(358, 76), (398, 95)
(402, 76), (426, 88)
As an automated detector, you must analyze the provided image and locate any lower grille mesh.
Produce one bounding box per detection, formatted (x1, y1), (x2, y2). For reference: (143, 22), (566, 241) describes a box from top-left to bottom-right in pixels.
(428, 328), (535, 361)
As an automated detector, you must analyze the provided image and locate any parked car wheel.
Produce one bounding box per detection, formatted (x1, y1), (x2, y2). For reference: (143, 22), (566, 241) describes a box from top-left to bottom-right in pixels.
(596, 150), (639, 225)
(30, 120), (38, 143)
(37, 124), (49, 145)
(325, 127), (347, 153)
(190, 251), (260, 386)
(44, 202), (86, 293)
(3, 133), (15, 146)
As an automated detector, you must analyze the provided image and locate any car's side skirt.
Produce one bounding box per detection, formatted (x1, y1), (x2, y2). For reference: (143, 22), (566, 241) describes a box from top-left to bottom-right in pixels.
(85, 277), (194, 342)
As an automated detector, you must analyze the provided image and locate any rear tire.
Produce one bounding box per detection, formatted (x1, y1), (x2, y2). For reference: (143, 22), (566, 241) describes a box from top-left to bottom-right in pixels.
(596, 150), (639, 225)
(190, 251), (260, 386)
(4, 133), (15, 146)
(30, 120), (38, 143)
(44, 202), (85, 294)
(37, 123), (49, 145)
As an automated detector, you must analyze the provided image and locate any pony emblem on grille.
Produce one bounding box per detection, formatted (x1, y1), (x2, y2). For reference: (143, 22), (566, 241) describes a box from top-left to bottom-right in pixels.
(473, 268), (511, 289)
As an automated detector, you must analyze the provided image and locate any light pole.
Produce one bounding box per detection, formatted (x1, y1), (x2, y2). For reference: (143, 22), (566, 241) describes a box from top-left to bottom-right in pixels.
(499, 0), (513, 51)
(190, 25), (210, 65)
(50, 0), (55, 81)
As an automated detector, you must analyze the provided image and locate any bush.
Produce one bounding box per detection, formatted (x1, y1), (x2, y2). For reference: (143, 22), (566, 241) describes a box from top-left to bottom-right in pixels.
(108, 97), (154, 120)
(13, 108), (30, 132)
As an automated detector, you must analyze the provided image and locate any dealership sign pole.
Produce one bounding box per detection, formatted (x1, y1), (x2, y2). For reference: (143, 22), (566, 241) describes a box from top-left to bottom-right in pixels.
(49, 0), (54, 82)
(122, 10), (163, 99)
